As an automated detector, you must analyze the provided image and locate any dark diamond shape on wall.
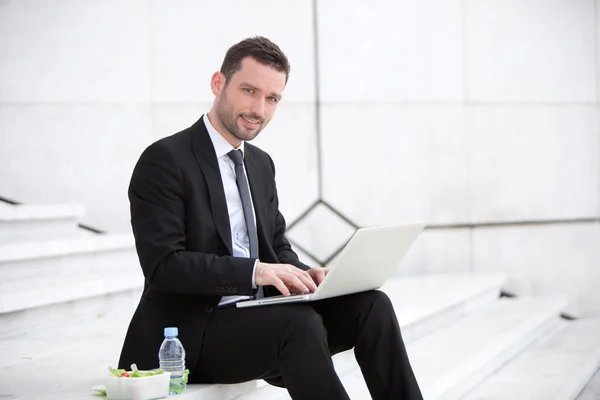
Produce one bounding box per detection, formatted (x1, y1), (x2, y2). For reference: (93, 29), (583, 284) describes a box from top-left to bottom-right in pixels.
(287, 200), (359, 266)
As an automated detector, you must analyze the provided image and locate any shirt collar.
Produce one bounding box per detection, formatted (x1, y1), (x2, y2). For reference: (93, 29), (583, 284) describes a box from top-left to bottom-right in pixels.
(203, 114), (245, 159)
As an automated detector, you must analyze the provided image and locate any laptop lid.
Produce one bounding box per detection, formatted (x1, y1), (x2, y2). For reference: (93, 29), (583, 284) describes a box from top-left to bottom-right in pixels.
(311, 221), (426, 300)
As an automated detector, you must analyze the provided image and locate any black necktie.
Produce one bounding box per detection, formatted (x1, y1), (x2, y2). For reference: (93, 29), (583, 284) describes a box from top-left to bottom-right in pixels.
(227, 149), (263, 298)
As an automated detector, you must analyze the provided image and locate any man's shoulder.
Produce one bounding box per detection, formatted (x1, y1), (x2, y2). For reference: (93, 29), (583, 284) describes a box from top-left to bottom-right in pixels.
(245, 142), (276, 176)
(155, 127), (192, 149)
(141, 126), (193, 160)
(245, 142), (271, 161)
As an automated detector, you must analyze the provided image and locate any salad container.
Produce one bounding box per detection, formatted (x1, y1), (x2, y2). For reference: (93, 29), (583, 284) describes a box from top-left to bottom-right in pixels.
(104, 371), (170, 400)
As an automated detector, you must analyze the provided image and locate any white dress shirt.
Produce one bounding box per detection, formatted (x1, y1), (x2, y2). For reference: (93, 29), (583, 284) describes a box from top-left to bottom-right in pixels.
(203, 115), (258, 306)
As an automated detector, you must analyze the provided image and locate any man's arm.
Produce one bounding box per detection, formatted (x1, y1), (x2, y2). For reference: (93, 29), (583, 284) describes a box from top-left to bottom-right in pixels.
(129, 140), (255, 296)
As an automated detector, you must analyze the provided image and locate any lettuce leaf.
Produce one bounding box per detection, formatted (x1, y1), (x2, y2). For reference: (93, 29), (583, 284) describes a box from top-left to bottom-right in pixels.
(108, 366), (165, 378)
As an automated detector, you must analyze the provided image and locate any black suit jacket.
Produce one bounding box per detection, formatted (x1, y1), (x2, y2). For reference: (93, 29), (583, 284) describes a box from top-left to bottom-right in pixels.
(118, 116), (309, 373)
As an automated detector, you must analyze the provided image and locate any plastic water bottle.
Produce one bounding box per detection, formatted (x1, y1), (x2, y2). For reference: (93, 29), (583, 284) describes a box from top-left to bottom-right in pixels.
(158, 327), (186, 395)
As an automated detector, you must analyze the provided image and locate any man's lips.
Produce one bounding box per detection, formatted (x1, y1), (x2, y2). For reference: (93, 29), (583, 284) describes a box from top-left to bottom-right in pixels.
(240, 115), (263, 129)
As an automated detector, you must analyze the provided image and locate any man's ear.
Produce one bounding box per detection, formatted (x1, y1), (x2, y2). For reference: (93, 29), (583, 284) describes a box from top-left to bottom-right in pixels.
(210, 72), (226, 96)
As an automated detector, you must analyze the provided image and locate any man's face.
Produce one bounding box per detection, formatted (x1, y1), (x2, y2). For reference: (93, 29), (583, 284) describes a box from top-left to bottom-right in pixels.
(214, 57), (286, 143)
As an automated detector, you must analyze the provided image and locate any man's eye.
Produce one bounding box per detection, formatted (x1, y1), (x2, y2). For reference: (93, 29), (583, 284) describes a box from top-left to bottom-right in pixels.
(268, 97), (278, 103)
(243, 88), (255, 94)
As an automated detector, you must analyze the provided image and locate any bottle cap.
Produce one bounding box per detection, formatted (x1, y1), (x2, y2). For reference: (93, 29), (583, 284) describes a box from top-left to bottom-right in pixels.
(164, 327), (178, 338)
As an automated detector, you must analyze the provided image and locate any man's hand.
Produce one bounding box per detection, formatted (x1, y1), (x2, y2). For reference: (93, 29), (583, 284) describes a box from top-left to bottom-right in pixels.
(307, 266), (329, 286)
(255, 262), (318, 296)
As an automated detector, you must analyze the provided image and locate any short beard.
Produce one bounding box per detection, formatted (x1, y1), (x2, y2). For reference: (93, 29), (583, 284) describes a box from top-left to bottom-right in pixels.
(215, 87), (266, 142)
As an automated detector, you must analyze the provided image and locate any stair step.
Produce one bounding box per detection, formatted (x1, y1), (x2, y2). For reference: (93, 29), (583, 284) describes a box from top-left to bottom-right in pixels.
(0, 318), (133, 398)
(0, 273), (505, 400)
(463, 318), (600, 400)
(0, 272), (144, 337)
(0, 234), (134, 262)
(0, 203), (85, 242)
(0, 271), (144, 314)
(408, 297), (566, 400)
(0, 234), (137, 284)
(0, 234), (140, 335)
(577, 365), (600, 400)
(329, 273), (506, 380)
(335, 297), (567, 400)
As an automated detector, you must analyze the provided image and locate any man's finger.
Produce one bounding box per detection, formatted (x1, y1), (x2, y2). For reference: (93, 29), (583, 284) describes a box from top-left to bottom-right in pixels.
(294, 270), (317, 292)
(315, 269), (326, 285)
(282, 274), (311, 294)
(307, 267), (327, 285)
(287, 266), (314, 285)
(290, 274), (313, 294)
(307, 269), (321, 285)
(271, 276), (290, 296)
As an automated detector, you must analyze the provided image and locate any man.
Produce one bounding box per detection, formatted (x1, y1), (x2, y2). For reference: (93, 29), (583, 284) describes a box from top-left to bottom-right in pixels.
(118, 36), (422, 399)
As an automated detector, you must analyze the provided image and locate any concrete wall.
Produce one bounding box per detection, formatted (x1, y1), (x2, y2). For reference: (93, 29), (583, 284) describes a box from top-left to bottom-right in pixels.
(1, 0), (598, 316)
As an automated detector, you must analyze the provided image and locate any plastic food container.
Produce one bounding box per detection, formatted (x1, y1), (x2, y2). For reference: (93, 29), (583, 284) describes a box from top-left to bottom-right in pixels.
(105, 372), (170, 400)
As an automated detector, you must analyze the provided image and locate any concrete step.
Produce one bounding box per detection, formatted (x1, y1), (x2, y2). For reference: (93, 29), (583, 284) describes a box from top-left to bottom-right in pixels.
(0, 272), (144, 338)
(0, 273), (506, 400)
(0, 234), (137, 284)
(463, 318), (600, 400)
(0, 234), (140, 337)
(577, 365), (600, 400)
(0, 270), (144, 314)
(412, 297), (566, 400)
(0, 315), (134, 399)
(333, 297), (566, 400)
(0, 203), (86, 242)
(332, 299), (566, 399)
(410, 297), (565, 400)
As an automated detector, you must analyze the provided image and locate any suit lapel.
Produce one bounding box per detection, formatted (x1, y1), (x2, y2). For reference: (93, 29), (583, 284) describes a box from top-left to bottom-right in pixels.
(190, 117), (233, 255)
(244, 148), (270, 255)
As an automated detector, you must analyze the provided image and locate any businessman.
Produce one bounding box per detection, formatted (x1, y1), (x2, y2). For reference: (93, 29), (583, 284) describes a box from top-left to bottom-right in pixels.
(118, 36), (423, 399)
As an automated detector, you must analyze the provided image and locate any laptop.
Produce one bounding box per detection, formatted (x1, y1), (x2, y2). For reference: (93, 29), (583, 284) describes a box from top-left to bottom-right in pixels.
(236, 221), (425, 308)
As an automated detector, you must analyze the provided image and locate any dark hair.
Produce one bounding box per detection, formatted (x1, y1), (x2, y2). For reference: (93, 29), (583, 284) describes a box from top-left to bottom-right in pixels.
(220, 36), (290, 85)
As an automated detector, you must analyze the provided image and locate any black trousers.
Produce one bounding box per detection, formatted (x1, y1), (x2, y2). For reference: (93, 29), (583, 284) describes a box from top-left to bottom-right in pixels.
(190, 290), (423, 400)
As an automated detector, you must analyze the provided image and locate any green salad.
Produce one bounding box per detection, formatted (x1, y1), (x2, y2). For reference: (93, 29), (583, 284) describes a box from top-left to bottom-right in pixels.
(108, 366), (165, 378)
(93, 366), (190, 396)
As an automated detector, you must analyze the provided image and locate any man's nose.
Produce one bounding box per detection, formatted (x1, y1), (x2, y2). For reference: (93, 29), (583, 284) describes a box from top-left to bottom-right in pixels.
(250, 98), (265, 118)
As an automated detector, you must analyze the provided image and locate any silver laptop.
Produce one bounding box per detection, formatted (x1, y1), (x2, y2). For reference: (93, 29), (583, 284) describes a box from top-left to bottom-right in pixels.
(236, 221), (425, 308)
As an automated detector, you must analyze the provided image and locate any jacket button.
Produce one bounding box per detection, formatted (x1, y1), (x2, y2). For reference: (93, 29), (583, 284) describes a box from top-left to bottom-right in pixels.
(205, 305), (213, 313)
